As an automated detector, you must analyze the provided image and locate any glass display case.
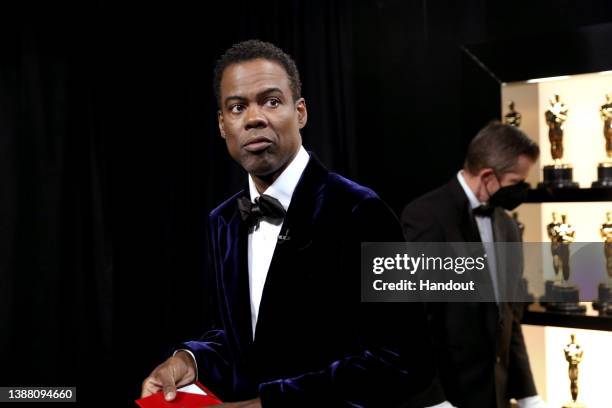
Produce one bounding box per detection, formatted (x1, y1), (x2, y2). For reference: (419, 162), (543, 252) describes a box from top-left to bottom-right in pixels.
(462, 23), (612, 406)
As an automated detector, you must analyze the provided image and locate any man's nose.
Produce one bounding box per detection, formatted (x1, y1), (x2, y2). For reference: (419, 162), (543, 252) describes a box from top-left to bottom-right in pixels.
(245, 105), (267, 130)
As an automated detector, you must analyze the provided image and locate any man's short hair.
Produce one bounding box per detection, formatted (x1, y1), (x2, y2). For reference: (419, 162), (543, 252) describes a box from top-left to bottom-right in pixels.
(464, 121), (540, 175)
(213, 39), (302, 107)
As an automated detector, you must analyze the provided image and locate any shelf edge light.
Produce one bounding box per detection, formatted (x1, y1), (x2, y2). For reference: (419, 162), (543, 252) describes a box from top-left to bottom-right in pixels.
(526, 75), (571, 84)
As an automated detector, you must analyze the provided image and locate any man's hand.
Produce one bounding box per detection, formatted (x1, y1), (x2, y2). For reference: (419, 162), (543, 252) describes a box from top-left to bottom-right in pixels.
(141, 351), (197, 401)
(216, 399), (262, 408)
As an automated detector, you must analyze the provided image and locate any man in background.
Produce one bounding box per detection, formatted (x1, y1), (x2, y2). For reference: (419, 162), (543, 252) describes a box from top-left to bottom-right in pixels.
(402, 122), (546, 408)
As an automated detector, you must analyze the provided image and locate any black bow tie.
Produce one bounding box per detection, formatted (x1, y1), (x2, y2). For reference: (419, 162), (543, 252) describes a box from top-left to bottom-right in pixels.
(237, 194), (286, 229)
(473, 204), (495, 217)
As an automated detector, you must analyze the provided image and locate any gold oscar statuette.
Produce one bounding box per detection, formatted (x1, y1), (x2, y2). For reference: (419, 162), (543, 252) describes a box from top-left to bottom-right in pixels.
(547, 212), (575, 282)
(562, 334), (585, 408)
(594, 212), (612, 313)
(540, 95), (578, 188)
(601, 212), (612, 281)
(593, 93), (612, 187)
(504, 101), (522, 127)
(601, 94), (612, 159)
(545, 213), (585, 313)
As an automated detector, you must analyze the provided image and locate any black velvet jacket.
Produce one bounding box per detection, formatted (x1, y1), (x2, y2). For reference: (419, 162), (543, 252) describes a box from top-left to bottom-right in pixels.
(182, 154), (443, 407)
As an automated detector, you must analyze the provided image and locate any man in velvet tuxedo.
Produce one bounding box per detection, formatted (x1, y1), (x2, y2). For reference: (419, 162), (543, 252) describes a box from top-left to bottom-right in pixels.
(401, 122), (546, 408)
(141, 40), (444, 407)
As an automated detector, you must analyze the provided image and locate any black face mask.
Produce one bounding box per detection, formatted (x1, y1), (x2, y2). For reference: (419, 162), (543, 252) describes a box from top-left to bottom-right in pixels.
(488, 181), (530, 211)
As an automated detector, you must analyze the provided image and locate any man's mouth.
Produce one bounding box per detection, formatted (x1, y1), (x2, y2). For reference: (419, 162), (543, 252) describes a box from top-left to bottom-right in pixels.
(244, 136), (273, 153)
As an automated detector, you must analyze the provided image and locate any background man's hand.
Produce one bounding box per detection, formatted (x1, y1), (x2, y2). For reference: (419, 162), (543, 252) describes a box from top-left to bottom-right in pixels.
(141, 351), (197, 401)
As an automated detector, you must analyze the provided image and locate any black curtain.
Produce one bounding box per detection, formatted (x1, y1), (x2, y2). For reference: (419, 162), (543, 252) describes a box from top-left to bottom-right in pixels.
(3, 1), (612, 407)
(0, 0), (113, 396)
(1, 1), (355, 406)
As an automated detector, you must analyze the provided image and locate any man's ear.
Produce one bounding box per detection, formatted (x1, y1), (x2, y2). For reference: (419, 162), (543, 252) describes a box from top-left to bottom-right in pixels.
(478, 168), (495, 182)
(296, 98), (307, 129)
(218, 110), (226, 139)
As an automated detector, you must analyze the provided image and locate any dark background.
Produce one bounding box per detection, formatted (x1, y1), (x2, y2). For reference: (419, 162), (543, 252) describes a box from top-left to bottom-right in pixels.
(2, 0), (612, 406)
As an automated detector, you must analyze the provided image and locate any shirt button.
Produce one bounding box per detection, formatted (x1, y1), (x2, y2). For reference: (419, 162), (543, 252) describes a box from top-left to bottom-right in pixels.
(496, 356), (501, 364)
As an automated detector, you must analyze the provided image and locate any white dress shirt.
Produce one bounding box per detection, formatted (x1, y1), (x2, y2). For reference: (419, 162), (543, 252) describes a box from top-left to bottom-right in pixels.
(247, 145), (309, 337)
(175, 146), (309, 379)
(457, 170), (499, 303)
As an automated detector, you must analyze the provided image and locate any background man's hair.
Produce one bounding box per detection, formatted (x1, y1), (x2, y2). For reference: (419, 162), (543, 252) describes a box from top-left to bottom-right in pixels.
(464, 121), (540, 175)
(213, 39), (302, 107)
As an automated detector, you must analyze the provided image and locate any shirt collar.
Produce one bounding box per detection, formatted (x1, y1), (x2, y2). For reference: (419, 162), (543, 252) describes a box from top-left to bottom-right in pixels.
(456, 170), (486, 210)
(248, 145), (310, 210)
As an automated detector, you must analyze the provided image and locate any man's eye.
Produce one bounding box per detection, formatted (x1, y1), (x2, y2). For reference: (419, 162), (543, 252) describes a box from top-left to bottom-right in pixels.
(265, 98), (280, 108)
(230, 104), (244, 113)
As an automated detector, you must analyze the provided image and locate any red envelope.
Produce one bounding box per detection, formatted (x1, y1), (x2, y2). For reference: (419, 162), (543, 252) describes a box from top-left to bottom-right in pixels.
(136, 381), (222, 407)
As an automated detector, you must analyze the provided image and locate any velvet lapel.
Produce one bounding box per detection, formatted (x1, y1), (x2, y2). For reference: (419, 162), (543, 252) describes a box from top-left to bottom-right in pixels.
(219, 188), (253, 356)
(253, 154), (328, 340)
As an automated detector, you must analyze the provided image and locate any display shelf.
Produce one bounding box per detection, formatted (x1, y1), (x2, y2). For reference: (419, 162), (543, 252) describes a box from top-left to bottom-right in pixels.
(462, 24), (612, 405)
(523, 303), (612, 332)
(525, 187), (612, 203)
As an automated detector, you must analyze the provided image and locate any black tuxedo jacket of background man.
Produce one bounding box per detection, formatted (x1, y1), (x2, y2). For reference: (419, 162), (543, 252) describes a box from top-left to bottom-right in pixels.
(180, 154), (444, 407)
(401, 177), (537, 408)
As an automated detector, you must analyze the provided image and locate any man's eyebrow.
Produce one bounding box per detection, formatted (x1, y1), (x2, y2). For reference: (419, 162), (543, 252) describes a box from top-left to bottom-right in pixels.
(224, 87), (285, 105)
(224, 95), (247, 104)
